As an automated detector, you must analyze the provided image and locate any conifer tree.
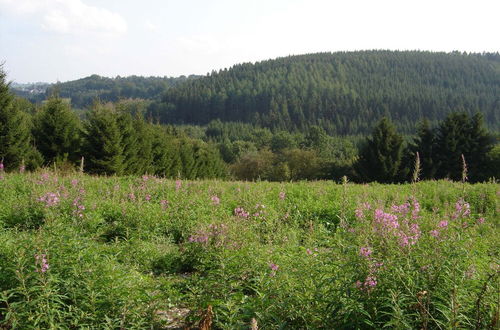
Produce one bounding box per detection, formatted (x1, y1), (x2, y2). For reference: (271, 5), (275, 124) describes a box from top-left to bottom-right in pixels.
(403, 119), (437, 180)
(355, 117), (404, 183)
(82, 105), (124, 175)
(435, 112), (493, 181)
(0, 65), (35, 170)
(33, 95), (81, 165)
(117, 112), (140, 174)
(133, 116), (154, 174)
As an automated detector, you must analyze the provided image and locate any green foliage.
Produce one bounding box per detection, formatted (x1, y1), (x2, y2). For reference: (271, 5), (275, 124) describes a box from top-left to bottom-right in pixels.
(435, 112), (494, 181)
(0, 65), (36, 171)
(355, 117), (404, 183)
(0, 172), (497, 328)
(12, 75), (199, 109)
(82, 104), (124, 175)
(156, 51), (500, 134)
(33, 96), (81, 165)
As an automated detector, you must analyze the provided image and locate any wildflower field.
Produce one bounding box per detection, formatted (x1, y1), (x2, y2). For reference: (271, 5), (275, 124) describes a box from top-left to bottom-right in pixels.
(0, 171), (498, 329)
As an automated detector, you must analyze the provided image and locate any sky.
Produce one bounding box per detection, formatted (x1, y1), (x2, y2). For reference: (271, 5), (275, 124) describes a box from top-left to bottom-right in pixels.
(1, 0), (499, 83)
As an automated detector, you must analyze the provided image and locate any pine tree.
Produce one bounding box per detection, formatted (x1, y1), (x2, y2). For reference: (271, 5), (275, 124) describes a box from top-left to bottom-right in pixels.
(117, 113), (140, 174)
(82, 105), (124, 175)
(467, 113), (494, 181)
(403, 119), (437, 180)
(133, 116), (154, 174)
(33, 96), (81, 165)
(0, 65), (35, 170)
(355, 117), (404, 183)
(436, 113), (474, 180)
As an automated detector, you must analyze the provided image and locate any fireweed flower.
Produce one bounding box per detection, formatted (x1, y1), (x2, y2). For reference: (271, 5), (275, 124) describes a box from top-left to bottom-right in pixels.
(211, 195), (220, 205)
(359, 247), (372, 258)
(145, 194), (151, 201)
(38, 192), (60, 207)
(279, 191), (286, 200)
(430, 230), (440, 238)
(269, 263), (279, 277)
(477, 217), (485, 224)
(35, 254), (49, 273)
(438, 220), (448, 228)
(234, 207), (249, 218)
(364, 276), (377, 288)
(175, 180), (182, 191)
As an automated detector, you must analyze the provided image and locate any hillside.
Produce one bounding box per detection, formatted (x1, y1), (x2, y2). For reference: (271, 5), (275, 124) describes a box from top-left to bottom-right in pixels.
(151, 51), (500, 134)
(11, 74), (200, 109)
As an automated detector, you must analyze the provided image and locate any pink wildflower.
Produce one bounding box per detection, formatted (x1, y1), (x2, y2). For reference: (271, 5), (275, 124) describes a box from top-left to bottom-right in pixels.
(234, 207), (249, 218)
(355, 208), (364, 219)
(359, 247), (372, 258)
(279, 191), (286, 200)
(38, 192), (60, 207)
(175, 179), (182, 191)
(430, 230), (440, 238)
(438, 220), (448, 228)
(269, 262), (279, 277)
(35, 254), (49, 273)
(211, 195), (220, 205)
(477, 217), (485, 224)
(145, 194), (151, 201)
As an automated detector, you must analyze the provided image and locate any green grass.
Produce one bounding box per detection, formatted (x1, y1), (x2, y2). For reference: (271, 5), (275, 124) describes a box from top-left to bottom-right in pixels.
(0, 171), (498, 329)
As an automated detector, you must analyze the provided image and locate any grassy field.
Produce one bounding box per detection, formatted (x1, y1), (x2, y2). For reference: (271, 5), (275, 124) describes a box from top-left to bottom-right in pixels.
(0, 171), (498, 329)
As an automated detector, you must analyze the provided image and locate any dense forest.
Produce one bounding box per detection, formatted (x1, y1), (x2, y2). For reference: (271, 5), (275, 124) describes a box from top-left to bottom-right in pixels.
(151, 51), (500, 134)
(11, 75), (199, 109)
(2, 50), (499, 183)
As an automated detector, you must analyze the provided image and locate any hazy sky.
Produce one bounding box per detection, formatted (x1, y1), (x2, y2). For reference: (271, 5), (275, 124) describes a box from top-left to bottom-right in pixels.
(1, 0), (499, 83)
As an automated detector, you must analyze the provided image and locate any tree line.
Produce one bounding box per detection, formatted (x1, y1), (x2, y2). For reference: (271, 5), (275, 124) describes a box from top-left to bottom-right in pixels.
(151, 50), (500, 135)
(11, 74), (200, 109)
(1, 65), (498, 182)
(1, 67), (226, 178)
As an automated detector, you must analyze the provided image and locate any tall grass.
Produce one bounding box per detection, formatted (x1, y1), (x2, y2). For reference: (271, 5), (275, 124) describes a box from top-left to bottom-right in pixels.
(0, 171), (498, 328)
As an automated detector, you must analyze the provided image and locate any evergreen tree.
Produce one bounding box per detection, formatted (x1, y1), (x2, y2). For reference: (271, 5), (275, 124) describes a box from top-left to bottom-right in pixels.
(0, 66), (35, 170)
(133, 116), (154, 174)
(117, 113), (140, 174)
(403, 119), (437, 180)
(82, 105), (124, 175)
(355, 117), (404, 183)
(33, 96), (81, 164)
(467, 113), (494, 181)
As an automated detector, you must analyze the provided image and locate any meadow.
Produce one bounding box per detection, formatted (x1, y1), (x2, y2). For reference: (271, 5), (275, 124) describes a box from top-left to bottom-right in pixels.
(0, 171), (498, 329)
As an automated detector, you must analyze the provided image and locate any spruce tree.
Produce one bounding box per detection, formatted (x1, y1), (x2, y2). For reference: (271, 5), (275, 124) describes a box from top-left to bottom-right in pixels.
(133, 115), (154, 174)
(117, 113), (140, 175)
(355, 117), (404, 183)
(403, 119), (437, 180)
(0, 66), (35, 170)
(467, 113), (494, 181)
(82, 105), (124, 175)
(33, 96), (81, 165)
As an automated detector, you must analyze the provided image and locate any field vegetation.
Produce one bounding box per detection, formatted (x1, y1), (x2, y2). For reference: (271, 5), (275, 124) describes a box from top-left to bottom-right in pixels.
(0, 169), (498, 328)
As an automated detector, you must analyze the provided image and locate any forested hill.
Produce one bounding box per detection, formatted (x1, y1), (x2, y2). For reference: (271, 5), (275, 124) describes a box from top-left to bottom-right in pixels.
(12, 74), (200, 109)
(151, 51), (500, 134)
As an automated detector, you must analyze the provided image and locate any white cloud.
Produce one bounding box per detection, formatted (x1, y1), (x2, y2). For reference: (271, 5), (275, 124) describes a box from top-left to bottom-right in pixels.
(144, 20), (158, 32)
(0, 0), (127, 36)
